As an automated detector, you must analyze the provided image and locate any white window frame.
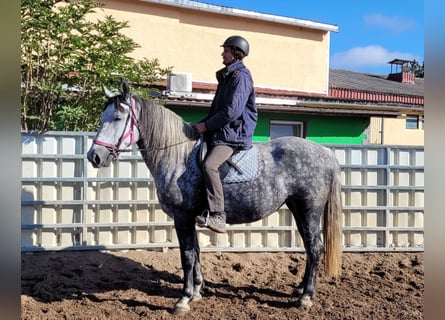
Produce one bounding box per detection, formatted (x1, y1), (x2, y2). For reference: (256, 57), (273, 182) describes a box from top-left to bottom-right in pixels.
(270, 120), (305, 139)
(406, 115), (419, 129)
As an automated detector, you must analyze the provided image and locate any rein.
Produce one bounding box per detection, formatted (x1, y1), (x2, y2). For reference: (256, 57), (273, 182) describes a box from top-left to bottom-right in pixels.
(93, 96), (193, 159)
(120, 139), (192, 153)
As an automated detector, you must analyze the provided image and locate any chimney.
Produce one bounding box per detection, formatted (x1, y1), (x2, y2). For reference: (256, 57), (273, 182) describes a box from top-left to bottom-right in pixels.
(387, 59), (415, 84)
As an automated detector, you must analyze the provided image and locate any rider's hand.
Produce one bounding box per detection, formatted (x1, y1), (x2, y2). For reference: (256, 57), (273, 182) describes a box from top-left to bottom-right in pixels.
(192, 122), (207, 134)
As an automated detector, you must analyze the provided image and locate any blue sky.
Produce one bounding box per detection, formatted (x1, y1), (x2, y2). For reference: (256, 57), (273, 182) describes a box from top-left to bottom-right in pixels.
(199, 0), (424, 75)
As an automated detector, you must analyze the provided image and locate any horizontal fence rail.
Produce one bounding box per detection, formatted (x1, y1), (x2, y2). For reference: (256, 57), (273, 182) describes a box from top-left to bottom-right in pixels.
(21, 131), (424, 252)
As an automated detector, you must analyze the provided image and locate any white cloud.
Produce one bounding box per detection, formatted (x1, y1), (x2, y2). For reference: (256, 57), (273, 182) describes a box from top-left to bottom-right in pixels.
(330, 45), (421, 69)
(363, 14), (416, 33)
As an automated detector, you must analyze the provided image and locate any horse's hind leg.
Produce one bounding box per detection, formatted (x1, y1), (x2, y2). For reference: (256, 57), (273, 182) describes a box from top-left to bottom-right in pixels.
(173, 216), (203, 315)
(287, 199), (323, 308)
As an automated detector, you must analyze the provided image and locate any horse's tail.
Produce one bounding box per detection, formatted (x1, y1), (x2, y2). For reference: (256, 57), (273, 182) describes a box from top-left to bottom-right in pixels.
(323, 153), (343, 278)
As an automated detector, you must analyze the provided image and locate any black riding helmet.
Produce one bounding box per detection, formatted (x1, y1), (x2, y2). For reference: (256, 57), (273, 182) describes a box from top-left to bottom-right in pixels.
(221, 35), (249, 56)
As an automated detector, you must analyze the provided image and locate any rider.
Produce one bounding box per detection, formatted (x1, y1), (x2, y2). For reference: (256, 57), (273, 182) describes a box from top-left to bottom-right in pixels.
(192, 35), (258, 233)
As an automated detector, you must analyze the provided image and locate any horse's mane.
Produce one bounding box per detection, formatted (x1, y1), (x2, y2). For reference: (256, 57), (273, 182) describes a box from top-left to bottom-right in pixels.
(133, 95), (197, 167)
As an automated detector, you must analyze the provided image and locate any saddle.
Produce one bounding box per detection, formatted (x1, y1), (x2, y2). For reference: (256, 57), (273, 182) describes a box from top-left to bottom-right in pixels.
(194, 140), (261, 184)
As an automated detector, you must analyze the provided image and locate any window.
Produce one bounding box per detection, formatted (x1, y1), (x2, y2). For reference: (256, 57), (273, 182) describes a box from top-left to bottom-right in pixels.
(406, 115), (419, 129)
(270, 120), (304, 139)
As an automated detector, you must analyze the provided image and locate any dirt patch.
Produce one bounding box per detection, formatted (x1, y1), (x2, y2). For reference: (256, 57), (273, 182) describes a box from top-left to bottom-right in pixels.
(21, 250), (423, 319)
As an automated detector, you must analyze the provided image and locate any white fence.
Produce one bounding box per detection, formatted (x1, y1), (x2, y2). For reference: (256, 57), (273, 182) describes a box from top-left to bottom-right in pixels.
(21, 131), (424, 252)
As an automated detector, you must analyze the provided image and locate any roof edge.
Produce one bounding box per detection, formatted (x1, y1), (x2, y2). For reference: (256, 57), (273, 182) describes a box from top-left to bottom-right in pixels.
(139, 0), (339, 32)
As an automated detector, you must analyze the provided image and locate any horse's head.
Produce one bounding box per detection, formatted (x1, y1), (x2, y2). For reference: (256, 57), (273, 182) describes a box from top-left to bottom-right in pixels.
(87, 80), (141, 168)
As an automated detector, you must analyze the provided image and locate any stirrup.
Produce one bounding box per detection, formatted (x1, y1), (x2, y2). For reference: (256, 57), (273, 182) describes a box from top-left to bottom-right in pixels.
(197, 210), (210, 227)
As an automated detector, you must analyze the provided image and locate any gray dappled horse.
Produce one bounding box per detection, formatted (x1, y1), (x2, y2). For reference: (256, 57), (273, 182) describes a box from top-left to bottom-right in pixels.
(87, 80), (343, 314)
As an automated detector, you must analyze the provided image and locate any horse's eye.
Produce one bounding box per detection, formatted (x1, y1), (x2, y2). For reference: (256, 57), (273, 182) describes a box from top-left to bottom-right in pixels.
(114, 117), (122, 121)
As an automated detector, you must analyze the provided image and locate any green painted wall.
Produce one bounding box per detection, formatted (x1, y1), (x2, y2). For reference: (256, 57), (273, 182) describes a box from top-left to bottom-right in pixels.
(168, 106), (368, 144)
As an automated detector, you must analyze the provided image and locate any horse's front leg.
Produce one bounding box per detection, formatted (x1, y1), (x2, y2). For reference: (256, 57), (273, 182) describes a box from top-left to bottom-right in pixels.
(173, 215), (203, 315)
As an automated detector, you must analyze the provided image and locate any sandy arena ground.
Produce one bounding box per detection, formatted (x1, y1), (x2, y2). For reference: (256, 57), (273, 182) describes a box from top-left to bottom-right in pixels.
(21, 250), (423, 319)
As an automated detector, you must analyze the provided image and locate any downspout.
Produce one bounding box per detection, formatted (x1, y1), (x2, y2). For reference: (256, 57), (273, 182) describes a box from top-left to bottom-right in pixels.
(381, 116), (384, 144)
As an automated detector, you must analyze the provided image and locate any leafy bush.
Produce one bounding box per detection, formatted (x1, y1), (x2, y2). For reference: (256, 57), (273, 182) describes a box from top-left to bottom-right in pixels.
(21, 0), (171, 131)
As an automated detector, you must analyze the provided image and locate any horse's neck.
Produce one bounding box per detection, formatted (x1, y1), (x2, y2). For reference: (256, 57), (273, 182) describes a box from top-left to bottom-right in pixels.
(136, 141), (158, 173)
(136, 101), (196, 174)
(137, 140), (194, 181)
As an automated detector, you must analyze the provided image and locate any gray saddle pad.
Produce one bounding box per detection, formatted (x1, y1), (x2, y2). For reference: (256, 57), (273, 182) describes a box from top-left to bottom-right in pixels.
(187, 140), (261, 184)
(222, 146), (261, 184)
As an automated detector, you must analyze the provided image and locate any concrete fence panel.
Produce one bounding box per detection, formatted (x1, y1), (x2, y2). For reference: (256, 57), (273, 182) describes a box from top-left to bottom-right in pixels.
(21, 132), (424, 252)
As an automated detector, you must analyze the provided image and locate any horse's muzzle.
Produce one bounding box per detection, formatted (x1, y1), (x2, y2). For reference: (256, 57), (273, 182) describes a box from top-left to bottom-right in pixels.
(87, 146), (113, 168)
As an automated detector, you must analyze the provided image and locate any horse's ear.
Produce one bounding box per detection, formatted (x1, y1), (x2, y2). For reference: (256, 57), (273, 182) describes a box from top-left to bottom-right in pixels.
(102, 84), (115, 99)
(120, 79), (131, 101)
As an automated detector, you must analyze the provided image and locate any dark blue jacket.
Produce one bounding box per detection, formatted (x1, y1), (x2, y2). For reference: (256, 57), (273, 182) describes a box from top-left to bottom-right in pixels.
(203, 60), (257, 149)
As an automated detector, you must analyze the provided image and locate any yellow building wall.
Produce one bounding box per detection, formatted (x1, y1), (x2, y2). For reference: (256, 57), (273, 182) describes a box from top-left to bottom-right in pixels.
(96, 0), (331, 94)
(370, 116), (424, 146)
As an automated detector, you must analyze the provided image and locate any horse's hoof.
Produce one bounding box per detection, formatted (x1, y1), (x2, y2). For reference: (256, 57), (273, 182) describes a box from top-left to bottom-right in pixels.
(191, 293), (202, 302)
(174, 298), (191, 316)
(293, 286), (304, 296)
(173, 304), (190, 316)
(296, 295), (313, 309)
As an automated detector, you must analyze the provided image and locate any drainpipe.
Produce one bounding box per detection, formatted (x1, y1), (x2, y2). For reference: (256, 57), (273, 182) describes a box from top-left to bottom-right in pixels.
(381, 116), (384, 144)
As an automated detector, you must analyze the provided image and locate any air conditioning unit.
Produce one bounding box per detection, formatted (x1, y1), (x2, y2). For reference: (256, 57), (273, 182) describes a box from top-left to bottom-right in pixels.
(166, 72), (192, 94)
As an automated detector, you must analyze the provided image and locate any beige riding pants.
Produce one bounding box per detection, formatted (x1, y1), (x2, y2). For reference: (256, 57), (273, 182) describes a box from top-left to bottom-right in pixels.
(202, 144), (235, 212)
